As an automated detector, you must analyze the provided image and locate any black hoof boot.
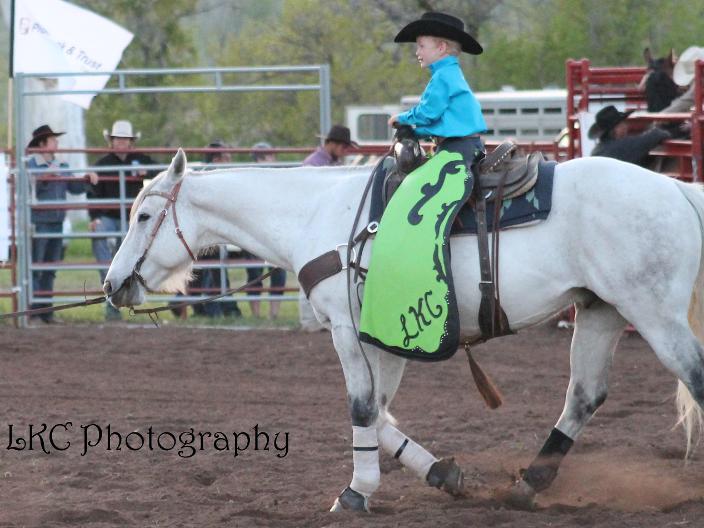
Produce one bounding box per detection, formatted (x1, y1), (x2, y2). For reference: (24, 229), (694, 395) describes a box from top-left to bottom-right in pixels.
(426, 457), (465, 496)
(330, 486), (370, 512)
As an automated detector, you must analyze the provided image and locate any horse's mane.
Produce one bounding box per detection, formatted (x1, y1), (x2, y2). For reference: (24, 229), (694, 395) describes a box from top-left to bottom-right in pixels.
(129, 164), (372, 223)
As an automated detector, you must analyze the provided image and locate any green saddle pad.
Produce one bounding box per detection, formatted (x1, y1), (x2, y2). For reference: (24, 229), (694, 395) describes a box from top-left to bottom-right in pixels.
(359, 150), (473, 361)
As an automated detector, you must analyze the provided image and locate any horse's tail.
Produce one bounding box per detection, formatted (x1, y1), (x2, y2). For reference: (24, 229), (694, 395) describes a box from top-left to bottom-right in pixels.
(674, 181), (704, 342)
(674, 180), (704, 456)
(676, 381), (704, 458)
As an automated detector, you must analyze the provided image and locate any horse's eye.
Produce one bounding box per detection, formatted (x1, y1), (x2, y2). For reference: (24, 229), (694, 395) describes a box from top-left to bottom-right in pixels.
(138, 213), (150, 223)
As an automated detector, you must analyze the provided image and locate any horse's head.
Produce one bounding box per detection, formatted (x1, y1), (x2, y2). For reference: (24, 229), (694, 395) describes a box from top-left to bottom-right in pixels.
(643, 47), (679, 111)
(104, 149), (199, 307)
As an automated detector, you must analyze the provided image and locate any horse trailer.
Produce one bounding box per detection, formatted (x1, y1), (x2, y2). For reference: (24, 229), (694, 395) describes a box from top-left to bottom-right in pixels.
(346, 88), (568, 145)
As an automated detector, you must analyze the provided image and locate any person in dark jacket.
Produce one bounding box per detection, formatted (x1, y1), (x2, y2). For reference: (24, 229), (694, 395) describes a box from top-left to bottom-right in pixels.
(244, 142), (287, 320)
(589, 106), (670, 166)
(88, 120), (158, 320)
(189, 141), (242, 319)
(27, 125), (98, 323)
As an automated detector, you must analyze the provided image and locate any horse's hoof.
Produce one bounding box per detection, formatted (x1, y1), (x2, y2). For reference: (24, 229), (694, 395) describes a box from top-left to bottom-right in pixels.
(426, 457), (465, 496)
(330, 487), (370, 513)
(499, 479), (537, 510)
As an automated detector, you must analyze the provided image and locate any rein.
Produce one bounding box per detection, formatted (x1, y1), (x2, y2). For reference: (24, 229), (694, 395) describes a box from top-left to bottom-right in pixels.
(0, 269), (281, 323)
(343, 151), (394, 406)
(132, 179), (197, 292)
(125, 177), (284, 320)
(130, 268), (279, 316)
(0, 295), (106, 320)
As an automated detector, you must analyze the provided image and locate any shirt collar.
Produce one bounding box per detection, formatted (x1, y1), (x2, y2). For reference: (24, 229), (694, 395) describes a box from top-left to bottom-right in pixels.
(429, 55), (458, 74)
(29, 153), (53, 167)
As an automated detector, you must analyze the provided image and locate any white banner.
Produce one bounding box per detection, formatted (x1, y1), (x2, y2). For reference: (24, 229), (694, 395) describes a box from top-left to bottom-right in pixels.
(13, 0), (133, 109)
(0, 154), (9, 262)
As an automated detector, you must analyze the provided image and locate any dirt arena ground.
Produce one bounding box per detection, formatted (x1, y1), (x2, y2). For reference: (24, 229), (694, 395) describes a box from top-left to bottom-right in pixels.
(0, 322), (702, 527)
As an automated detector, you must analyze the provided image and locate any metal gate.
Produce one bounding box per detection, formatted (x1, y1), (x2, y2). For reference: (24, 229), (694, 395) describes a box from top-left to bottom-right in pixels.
(12, 65), (332, 325)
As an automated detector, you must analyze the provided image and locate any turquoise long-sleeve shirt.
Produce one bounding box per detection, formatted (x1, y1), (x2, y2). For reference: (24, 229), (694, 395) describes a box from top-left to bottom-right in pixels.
(396, 55), (486, 139)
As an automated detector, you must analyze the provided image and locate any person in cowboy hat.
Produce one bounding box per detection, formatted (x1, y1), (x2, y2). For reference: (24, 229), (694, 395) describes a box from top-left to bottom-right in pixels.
(302, 125), (358, 167)
(660, 45), (704, 114)
(88, 120), (158, 320)
(590, 105), (670, 167)
(388, 11), (487, 164)
(301, 128), (357, 330)
(26, 125), (99, 323)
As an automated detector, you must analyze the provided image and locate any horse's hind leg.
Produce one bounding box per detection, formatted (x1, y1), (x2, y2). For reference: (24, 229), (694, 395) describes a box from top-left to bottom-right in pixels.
(636, 315), (704, 457)
(376, 352), (464, 495)
(510, 298), (627, 505)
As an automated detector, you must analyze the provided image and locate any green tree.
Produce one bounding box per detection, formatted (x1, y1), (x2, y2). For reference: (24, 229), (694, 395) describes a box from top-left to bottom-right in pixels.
(73, 0), (201, 151)
(474, 0), (704, 90)
(4, 0), (704, 153)
(208, 0), (435, 148)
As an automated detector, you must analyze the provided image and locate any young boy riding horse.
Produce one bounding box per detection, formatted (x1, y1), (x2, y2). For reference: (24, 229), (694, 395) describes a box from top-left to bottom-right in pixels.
(388, 11), (486, 167)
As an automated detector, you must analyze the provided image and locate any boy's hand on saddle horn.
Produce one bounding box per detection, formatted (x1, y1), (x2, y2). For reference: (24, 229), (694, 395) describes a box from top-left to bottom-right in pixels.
(394, 125), (417, 142)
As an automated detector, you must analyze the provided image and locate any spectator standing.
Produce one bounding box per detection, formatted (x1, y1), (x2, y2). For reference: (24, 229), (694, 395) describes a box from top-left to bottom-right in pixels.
(88, 120), (157, 320)
(189, 140), (242, 319)
(302, 125), (358, 166)
(27, 125), (98, 323)
(245, 142), (287, 320)
(298, 130), (358, 330)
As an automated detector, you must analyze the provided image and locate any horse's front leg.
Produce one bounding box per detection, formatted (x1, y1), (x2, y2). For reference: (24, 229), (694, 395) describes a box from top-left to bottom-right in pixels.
(329, 324), (381, 512)
(376, 351), (464, 495)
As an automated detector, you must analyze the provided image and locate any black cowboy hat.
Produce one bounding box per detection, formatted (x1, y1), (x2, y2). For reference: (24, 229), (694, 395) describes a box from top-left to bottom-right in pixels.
(394, 12), (483, 55)
(204, 139), (230, 163)
(28, 124), (65, 148)
(587, 106), (635, 139)
(317, 125), (359, 147)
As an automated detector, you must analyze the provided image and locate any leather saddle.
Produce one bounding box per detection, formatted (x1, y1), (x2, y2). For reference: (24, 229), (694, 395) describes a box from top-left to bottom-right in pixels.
(381, 138), (541, 210)
(476, 141), (542, 201)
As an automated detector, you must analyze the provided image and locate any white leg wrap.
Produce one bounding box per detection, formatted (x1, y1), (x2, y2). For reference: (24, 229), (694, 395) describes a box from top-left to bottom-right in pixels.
(378, 421), (437, 480)
(349, 425), (380, 497)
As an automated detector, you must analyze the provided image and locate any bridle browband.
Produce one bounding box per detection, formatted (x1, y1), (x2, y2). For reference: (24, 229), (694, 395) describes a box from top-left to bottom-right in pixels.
(131, 178), (197, 291)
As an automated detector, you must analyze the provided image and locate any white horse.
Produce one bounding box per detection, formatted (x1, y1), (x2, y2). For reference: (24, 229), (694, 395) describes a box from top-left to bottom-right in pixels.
(104, 149), (704, 512)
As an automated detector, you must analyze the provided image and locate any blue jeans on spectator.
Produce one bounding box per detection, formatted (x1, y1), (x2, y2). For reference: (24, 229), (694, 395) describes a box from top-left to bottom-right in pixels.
(92, 215), (122, 320)
(31, 222), (63, 322)
(191, 268), (242, 318)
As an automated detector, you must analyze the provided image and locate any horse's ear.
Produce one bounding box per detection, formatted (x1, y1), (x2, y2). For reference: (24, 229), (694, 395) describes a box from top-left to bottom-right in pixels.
(643, 47), (652, 65)
(669, 48), (677, 65)
(167, 148), (187, 182)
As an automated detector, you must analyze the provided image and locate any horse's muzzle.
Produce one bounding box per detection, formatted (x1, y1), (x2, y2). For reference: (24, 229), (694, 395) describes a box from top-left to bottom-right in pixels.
(107, 274), (145, 307)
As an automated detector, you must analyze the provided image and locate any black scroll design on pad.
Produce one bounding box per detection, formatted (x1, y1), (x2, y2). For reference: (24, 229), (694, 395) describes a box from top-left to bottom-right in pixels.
(407, 160), (465, 226)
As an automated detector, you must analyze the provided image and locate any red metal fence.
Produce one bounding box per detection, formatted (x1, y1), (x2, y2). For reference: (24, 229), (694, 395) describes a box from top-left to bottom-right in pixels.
(566, 58), (704, 181)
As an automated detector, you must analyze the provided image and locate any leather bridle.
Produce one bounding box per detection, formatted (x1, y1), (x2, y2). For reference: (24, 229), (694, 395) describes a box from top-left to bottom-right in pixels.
(131, 179), (197, 292)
